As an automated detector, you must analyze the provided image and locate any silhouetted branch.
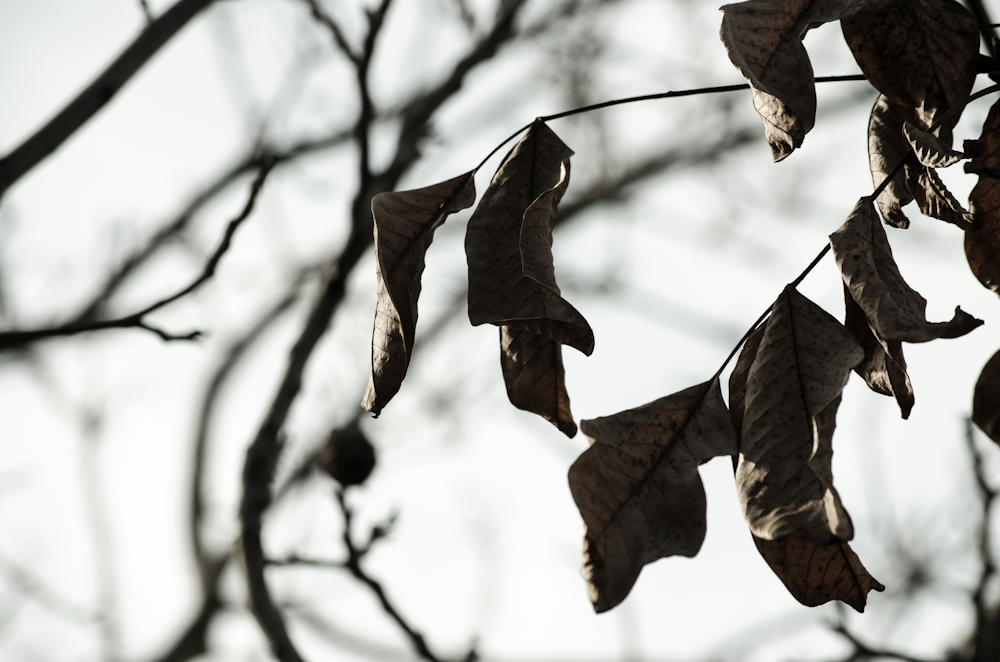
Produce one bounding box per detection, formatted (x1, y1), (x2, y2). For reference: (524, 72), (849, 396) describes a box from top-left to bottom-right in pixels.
(0, 158), (276, 350)
(831, 608), (938, 662)
(300, 0), (357, 62)
(0, 0), (216, 200)
(190, 268), (316, 591)
(335, 488), (451, 662)
(966, 419), (999, 660)
(139, 0), (155, 24)
(75, 130), (350, 324)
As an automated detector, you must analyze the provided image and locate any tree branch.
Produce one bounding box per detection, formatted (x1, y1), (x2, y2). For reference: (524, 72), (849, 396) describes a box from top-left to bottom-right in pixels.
(74, 130), (350, 324)
(965, 419), (999, 660)
(334, 489), (450, 662)
(0, 157), (276, 350)
(190, 268), (316, 591)
(0, 0), (217, 200)
(238, 228), (371, 662)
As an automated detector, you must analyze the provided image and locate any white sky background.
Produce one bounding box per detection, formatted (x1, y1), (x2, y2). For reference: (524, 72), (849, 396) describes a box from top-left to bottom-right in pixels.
(0, 0), (999, 661)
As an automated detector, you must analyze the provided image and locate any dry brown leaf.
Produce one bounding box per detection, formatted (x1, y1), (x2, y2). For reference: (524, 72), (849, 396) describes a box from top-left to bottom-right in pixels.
(466, 120), (594, 355)
(729, 322), (768, 454)
(843, 284), (913, 419)
(830, 197), (983, 342)
(841, 0), (979, 146)
(737, 286), (863, 545)
(720, 0), (846, 162)
(867, 95), (913, 229)
(903, 121), (965, 168)
(904, 163), (974, 230)
(362, 172), (477, 415)
(753, 530), (885, 611)
(569, 378), (737, 612)
(500, 325), (576, 437)
(973, 348), (1000, 446)
(966, 98), (1000, 295)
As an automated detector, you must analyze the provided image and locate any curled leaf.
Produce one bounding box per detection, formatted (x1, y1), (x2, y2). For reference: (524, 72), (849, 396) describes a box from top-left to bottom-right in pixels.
(867, 95), (913, 229)
(500, 326), (576, 437)
(831, 198), (983, 342)
(729, 322), (768, 452)
(737, 286), (863, 545)
(466, 120), (594, 355)
(842, 0), (979, 146)
(967, 98), (1000, 295)
(843, 284), (914, 419)
(904, 163), (974, 230)
(903, 121), (964, 168)
(719, 0), (846, 162)
(363, 172), (477, 415)
(973, 348), (1000, 446)
(753, 531), (885, 611)
(569, 378), (737, 612)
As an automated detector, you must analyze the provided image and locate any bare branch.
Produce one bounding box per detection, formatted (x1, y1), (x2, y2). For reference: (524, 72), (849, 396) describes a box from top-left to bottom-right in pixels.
(966, 419), (999, 660)
(832, 614), (939, 662)
(75, 129), (350, 324)
(190, 269), (315, 590)
(139, 0), (155, 24)
(264, 555), (346, 568)
(0, 0), (217, 200)
(239, 227), (371, 662)
(299, 0), (358, 62)
(0, 158), (276, 350)
(334, 489), (451, 662)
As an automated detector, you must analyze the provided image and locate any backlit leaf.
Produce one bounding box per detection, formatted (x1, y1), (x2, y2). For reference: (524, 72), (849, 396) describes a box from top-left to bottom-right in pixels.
(842, 0), (978, 146)
(720, 0), (846, 162)
(830, 198), (983, 342)
(867, 95), (913, 229)
(903, 121), (964, 168)
(753, 530), (885, 611)
(737, 286), (863, 545)
(569, 378), (737, 612)
(843, 284), (913, 419)
(500, 326), (576, 437)
(904, 163), (974, 230)
(362, 172), (477, 415)
(466, 120), (594, 355)
(729, 322), (768, 452)
(966, 98), (1000, 295)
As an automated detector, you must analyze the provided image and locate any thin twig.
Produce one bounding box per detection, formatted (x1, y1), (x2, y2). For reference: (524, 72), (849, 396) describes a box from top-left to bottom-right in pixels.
(264, 555), (346, 568)
(237, 3), (534, 657)
(190, 269), (315, 591)
(965, 419), (998, 650)
(335, 489), (448, 662)
(474, 75), (867, 171)
(711, 82), (1000, 379)
(0, 0), (216, 200)
(0, 158), (276, 349)
(75, 130), (350, 324)
(300, 0), (358, 62)
(139, 0), (155, 24)
(832, 618), (938, 662)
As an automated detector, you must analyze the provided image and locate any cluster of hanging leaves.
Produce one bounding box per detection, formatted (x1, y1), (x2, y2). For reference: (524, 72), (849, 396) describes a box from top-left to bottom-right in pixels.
(362, 0), (1000, 616)
(363, 120), (593, 436)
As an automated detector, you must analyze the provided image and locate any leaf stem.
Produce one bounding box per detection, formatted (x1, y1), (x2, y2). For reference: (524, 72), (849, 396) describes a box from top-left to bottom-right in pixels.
(714, 82), (1000, 381)
(474, 75), (868, 172)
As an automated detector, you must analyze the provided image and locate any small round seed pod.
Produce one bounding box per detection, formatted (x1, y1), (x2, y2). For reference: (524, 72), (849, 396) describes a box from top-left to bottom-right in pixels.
(318, 420), (376, 486)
